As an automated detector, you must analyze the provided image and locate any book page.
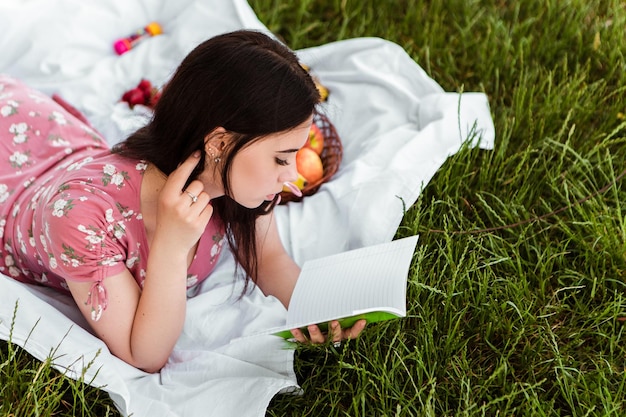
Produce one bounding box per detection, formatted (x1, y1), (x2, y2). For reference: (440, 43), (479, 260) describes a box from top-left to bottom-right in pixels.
(285, 235), (419, 329)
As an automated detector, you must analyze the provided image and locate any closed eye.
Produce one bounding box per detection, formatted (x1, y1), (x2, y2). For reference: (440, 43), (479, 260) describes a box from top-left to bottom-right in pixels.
(275, 157), (289, 166)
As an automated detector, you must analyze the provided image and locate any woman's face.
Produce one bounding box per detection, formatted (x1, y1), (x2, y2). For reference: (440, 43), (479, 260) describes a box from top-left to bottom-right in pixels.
(228, 116), (313, 208)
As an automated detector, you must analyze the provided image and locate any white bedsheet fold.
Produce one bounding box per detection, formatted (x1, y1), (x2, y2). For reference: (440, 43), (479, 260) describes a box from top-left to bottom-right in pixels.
(0, 0), (495, 416)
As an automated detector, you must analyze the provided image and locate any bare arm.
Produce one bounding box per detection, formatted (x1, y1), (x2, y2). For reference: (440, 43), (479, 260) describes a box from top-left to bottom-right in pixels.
(254, 210), (366, 344)
(66, 256), (187, 373)
(254, 211), (300, 308)
(66, 152), (213, 373)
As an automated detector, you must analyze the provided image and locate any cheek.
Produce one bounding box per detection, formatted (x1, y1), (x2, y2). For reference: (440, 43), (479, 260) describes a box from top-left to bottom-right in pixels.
(230, 153), (272, 198)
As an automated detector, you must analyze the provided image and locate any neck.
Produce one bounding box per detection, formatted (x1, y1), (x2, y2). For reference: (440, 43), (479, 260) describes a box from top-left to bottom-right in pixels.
(142, 163), (167, 204)
(142, 163), (226, 206)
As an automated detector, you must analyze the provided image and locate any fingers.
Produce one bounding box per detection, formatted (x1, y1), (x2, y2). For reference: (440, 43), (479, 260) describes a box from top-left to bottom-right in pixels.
(161, 151), (212, 213)
(343, 319), (367, 340)
(154, 151), (213, 248)
(289, 327), (308, 344)
(289, 320), (368, 346)
(329, 321), (342, 344)
(307, 324), (326, 344)
(289, 325), (326, 344)
(162, 151), (202, 196)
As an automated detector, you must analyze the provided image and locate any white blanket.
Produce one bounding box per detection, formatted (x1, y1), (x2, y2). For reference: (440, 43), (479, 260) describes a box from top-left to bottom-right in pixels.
(0, 0), (495, 416)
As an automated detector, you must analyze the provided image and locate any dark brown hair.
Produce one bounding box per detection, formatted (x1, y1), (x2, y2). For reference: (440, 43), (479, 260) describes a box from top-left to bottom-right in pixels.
(113, 30), (320, 289)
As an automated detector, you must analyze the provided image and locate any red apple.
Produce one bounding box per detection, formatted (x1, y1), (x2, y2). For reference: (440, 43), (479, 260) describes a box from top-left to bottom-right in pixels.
(305, 123), (325, 155)
(127, 88), (146, 107)
(296, 147), (324, 183)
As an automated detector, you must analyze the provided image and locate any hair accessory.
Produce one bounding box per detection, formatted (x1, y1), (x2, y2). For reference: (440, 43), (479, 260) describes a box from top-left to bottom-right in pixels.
(113, 22), (162, 55)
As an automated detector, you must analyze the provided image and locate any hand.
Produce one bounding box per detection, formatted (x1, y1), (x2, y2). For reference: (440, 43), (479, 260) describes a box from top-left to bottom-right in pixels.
(154, 151), (213, 253)
(289, 319), (367, 345)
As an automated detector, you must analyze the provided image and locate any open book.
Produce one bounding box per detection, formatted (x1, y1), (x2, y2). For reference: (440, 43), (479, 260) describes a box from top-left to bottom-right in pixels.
(265, 235), (419, 339)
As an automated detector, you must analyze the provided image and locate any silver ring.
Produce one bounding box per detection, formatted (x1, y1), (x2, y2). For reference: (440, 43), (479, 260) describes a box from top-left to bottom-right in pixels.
(186, 191), (198, 203)
(333, 341), (341, 348)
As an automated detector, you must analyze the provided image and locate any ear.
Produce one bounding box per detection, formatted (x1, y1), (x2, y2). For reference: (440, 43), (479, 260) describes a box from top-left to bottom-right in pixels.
(203, 127), (230, 155)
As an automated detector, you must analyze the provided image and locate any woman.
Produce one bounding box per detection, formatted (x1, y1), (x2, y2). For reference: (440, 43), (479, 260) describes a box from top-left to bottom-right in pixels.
(0, 30), (365, 373)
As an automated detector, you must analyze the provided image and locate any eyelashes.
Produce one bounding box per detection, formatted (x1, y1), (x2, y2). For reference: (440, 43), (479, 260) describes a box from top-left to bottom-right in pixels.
(275, 157), (289, 166)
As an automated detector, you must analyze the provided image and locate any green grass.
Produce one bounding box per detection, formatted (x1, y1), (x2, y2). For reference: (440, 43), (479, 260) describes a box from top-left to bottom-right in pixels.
(2, 0), (626, 415)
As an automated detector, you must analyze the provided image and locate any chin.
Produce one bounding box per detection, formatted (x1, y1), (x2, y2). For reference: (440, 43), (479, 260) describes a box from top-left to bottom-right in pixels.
(231, 189), (277, 209)
(234, 197), (267, 210)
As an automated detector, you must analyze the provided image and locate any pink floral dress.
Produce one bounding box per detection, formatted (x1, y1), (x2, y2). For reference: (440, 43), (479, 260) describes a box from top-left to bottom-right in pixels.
(0, 75), (225, 320)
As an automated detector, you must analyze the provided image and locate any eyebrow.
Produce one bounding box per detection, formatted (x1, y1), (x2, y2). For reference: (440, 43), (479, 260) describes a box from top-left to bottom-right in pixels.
(277, 148), (300, 154)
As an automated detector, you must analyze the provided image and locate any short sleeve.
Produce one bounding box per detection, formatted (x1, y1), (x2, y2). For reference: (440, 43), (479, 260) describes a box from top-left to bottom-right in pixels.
(41, 184), (128, 284)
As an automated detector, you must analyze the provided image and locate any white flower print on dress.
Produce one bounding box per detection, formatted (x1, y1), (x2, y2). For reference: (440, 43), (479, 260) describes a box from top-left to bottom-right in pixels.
(49, 111), (67, 125)
(139, 269), (146, 288)
(16, 227), (26, 254)
(11, 203), (20, 218)
(109, 221), (126, 240)
(1, 106), (13, 117)
(105, 208), (115, 223)
(48, 134), (70, 147)
(116, 202), (134, 218)
(210, 233), (226, 263)
(126, 256), (139, 268)
(78, 224), (105, 249)
(0, 218), (5, 238)
(60, 243), (85, 267)
(4, 254), (20, 277)
(13, 134), (27, 144)
(9, 122), (28, 144)
(51, 198), (74, 217)
(103, 164), (116, 176)
(102, 164), (130, 188)
(0, 184), (10, 203)
(9, 151), (30, 169)
(99, 254), (122, 267)
(111, 173), (125, 186)
(66, 156), (93, 172)
(1, 99), (18, 117)
(9, 122), (27, 134)
(35, 273), (49, 284)
(23, 177), (35, 189)
(186, 275), (198, 287)
(136, 162), (148, 171)
(39, 233), (47, 248)
(125, 249), (140, 269)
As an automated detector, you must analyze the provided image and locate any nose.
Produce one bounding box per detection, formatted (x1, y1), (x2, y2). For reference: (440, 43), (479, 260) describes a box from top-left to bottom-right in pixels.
(281, 162), (299, 184)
